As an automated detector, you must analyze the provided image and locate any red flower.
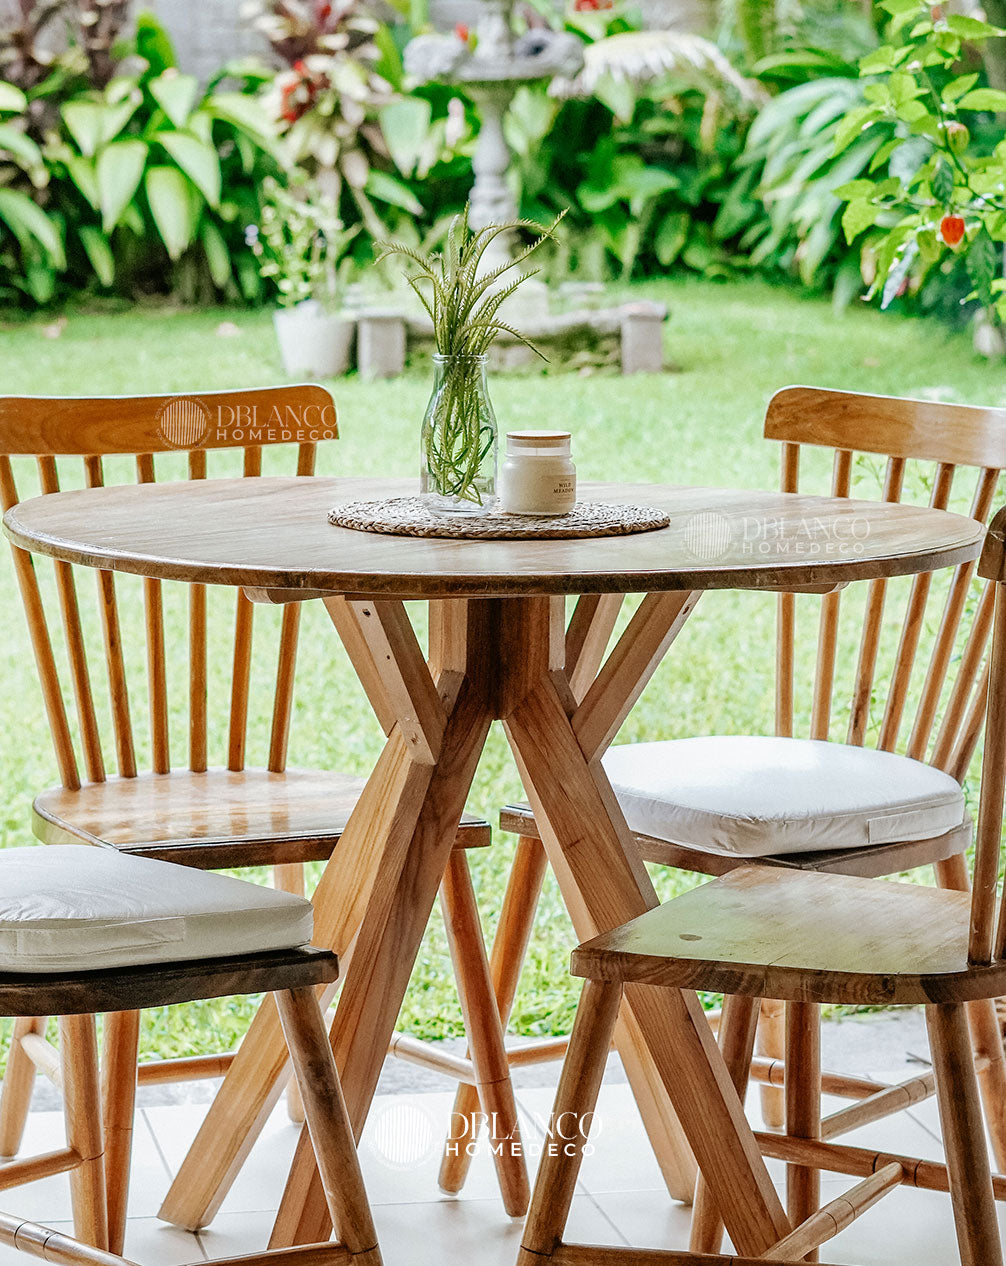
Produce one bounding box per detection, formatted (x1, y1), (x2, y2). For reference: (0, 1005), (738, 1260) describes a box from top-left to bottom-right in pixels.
(280, 82), (300, 122)
(280, 70), (320, 124)
(317, 2), (332, 19)
(940, 214), (966, 247)
(454, 22), (470, 41)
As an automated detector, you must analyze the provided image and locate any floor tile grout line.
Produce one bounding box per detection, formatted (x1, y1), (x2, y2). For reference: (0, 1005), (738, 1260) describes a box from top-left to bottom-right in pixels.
(141, 1106), (179, 1181)
(903, 1105), (945, 1148)
(581, 1190), (631, 1247)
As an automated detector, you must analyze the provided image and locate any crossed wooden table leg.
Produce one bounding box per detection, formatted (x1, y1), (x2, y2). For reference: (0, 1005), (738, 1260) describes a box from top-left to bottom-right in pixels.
(158, 592), (792, 1258)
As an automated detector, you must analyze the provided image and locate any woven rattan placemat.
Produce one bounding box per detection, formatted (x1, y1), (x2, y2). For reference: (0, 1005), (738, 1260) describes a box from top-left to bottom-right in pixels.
(328, 496), (670, 540)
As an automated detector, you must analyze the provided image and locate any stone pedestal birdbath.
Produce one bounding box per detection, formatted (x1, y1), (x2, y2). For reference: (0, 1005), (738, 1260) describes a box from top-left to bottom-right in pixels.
(404, 0), (583, 270)
(353, 2), (668, 375)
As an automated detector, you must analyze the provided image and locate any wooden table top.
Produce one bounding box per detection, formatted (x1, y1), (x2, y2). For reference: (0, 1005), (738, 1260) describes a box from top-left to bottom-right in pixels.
(3, 476), (984, 598)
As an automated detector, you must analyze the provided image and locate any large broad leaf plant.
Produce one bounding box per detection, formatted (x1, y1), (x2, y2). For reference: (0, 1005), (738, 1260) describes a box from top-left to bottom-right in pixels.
(0, 81), (65, 302)
(42, 14), (278, 298)
(833, 0), (1006, 320)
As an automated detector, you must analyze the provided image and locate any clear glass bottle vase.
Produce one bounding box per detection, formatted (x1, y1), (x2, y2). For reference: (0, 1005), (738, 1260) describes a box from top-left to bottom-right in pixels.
(420, 353), (498, 515)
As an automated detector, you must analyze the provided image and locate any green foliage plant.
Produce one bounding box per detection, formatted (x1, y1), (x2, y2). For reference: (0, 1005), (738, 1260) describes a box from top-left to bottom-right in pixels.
(833, 0), (1006, 321)
(0, 80), (65, 302)
(253, 175), (356, 308)
(43, 14), (278, 299)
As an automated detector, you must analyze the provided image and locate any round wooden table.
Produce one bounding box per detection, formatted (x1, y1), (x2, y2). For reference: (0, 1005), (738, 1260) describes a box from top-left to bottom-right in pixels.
(4, 476), (984, 1259)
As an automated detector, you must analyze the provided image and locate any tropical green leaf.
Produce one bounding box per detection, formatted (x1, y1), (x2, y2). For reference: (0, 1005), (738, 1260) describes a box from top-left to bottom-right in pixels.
(0, 82), (27, 113)
(834, 106), (882, 155)
(967, 226), (998, 305)
(0, 124), (43, 168)
(200, 219), (231, 289)
(61, 102), (105, 157)
(64, 156), (100, 209)
(832, 179), (875, 201)
(145, 164), (195, 259)
(205, 92), (275, 144)
(97, 139), (148, 232)
(0, 188), (64, 266)
(931, 158), (954, 205)
(365, 168), (423, 215)
(135, 12), (178, 74)
(379, 98), (432, 178)
(655, 211), (689, 265)
(841, 197), (879, 242)
(20, 249), (57, 303)
(63, 94), (139, 156)
(957, 89), (1006, 112)
(149, 71), (198, 128)
(946, 15), (1005, 41)
(79, 225), (115, 287)
(942, 73), (979, 103)
(155, 130), (220, 206)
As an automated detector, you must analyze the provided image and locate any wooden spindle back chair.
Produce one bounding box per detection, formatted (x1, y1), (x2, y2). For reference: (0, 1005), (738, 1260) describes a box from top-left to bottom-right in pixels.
(0, 388), (335, 852)
(486, 387), (1006, 1214)
(0, 389), (519, 1226)
(515, 504), (1006, 1266)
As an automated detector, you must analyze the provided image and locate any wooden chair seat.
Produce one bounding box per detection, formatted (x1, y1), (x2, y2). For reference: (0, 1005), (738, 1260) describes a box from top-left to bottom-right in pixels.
(0, 946), (341, 1017)
(0, 845), (314, 975)
(570, 865), (990, 1006)
(500, 802), (970, 880)
(0, 848), (381, 1265)
(32, 767), (490, 868)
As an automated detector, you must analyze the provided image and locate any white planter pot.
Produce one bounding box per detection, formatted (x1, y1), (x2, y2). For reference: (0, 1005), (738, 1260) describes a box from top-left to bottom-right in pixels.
(273, 301), (355, 377)
(974, 312), (1006, 359)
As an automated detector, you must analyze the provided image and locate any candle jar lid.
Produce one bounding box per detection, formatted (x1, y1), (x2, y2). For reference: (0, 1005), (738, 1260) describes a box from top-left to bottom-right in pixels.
(506, 430), (572, 456)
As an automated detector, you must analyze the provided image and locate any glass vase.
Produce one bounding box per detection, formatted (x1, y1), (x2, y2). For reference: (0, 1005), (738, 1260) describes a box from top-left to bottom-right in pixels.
(420, 353), (498, 515)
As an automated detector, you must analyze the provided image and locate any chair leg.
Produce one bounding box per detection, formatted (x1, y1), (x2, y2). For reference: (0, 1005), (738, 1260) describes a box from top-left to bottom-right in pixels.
(927, 1002), (1003, 1266)
(59, 1015), (109, 1252)
(785, 1001), (821, 1264)
(936, 853), (1006, 1172)
(0, 1017), (47, 1158)
(101, 1011), (140, 1256)
(438, 849), (530, 1217)
(757, 999), (786, 1129)
(689, 994), (760, 1255)
(275, 987), (381, 1266)
(966, 996), (1006, 1174)
(518, 979), (622, 1266)
(273, 865), (309, 1126)
(440, 834), (547, 1200)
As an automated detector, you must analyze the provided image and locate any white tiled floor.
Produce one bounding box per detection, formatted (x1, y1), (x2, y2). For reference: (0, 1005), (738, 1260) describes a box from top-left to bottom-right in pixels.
(0, 1058), (1001, 1266)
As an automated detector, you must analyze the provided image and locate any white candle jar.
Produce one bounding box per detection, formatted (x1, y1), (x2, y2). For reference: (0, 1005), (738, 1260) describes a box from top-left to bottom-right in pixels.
(499, 431), (577, 516)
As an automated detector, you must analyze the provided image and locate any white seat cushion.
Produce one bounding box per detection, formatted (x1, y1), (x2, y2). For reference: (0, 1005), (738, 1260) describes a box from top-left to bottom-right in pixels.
(602, 736), (966, 858)
(0, 846), (314, 973)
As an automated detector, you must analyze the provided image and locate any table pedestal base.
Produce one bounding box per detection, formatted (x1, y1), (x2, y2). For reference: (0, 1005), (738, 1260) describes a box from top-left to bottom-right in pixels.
(159, 595), (790, 1258)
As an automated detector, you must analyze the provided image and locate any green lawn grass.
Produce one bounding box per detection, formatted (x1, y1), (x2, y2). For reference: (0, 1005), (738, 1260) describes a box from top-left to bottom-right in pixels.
(1, 276), (1003, 1062)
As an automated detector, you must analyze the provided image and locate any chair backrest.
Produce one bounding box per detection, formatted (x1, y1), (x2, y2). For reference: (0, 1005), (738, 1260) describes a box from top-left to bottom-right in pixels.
(764, 386), (1006, 782)
(0, 387), (336, 792)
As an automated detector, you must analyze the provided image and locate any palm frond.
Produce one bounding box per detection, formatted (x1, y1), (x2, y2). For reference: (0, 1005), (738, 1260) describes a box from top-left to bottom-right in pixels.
(551, 31), (764, 105)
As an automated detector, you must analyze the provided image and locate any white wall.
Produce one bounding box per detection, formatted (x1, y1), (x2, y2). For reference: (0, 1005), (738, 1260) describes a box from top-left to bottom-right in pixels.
(143, 0), (267, 80)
